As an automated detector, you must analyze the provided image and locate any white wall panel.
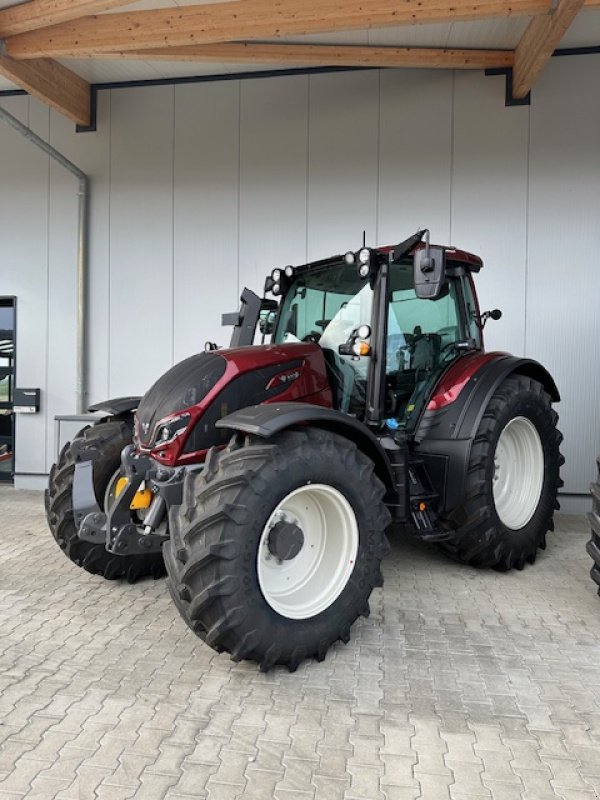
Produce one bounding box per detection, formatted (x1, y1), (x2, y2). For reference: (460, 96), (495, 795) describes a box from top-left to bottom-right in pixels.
(108, 86), (175, 397)
(451, 71), (529, 357)
(46, 91), (112, 469)
(239, 75), (309, 299)
(173, 81), (240, 359)
(0, 97), (50, 476)
(1, 57), (599, 498)
(307, 71), (379, 258)
(378, 69), (453, 247)
(50, 90), (112, 411)
(527, 55), (600, 493)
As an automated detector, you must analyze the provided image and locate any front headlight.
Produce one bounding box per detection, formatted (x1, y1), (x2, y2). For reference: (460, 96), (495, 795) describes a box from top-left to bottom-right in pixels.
(154, 413), (191, 446)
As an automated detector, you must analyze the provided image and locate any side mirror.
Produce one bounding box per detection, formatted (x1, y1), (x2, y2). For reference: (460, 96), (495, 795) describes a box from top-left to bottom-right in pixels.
(414, 246), (446, 299)
(481, 308), (502, 328)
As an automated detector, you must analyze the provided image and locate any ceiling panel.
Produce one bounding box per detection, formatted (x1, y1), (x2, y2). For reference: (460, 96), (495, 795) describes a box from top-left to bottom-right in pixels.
(444, 17), (530, 48)
(0, 2), (598, 97)
(559, 9), (600, 46)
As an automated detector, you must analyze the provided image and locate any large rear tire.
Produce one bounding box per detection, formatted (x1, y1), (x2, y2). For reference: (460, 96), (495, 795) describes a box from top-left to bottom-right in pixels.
(164, 428), (391, 671)
(587, 458), (600, 594)
(438, 375), (563, 570)
(45, 419), (166, 582)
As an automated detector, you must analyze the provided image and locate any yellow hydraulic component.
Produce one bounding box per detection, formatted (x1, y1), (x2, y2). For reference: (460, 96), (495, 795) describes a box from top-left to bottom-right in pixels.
(115, 477), (153, 510)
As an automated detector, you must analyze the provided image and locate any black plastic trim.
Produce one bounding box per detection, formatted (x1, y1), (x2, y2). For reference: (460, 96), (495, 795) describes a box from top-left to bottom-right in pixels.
(415, 439), (472, 514)
(88, 396), (141, 415)
(217, 401), (396, 490)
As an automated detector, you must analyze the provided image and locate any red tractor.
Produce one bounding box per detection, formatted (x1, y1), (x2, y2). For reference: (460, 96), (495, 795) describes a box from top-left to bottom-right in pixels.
(46, 230), (563, 671)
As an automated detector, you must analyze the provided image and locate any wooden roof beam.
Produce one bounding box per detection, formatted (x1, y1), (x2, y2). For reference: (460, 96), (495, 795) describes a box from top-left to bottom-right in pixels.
(108, 41), (514, 70)
(513, 0), (586, 98)
(0, 0), (139, 37)
(4, 0), (553, 59)
(0, 53), (90, 125)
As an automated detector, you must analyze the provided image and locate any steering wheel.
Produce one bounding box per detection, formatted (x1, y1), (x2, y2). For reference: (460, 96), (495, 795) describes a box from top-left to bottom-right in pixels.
(439, 341), (460, 359)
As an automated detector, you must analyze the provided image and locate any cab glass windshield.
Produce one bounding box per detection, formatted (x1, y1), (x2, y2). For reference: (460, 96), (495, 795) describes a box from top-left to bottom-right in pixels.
(274, 262), (372, 346)
(274, 262), (373, 415)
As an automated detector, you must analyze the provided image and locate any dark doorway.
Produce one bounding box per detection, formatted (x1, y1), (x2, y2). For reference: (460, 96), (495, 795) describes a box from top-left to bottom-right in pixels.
(0, 297), (16, 482)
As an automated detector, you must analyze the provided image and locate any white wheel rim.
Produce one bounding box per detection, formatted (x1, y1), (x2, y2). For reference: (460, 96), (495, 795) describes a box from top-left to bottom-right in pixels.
(493, 416), (544, 530)
(257, 484), (359, 620)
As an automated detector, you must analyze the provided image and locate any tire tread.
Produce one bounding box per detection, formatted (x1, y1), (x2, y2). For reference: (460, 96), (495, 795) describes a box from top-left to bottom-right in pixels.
(438, 375), (563, 570)
(165, 428), (390, 670)
(46, 419), (165, 582)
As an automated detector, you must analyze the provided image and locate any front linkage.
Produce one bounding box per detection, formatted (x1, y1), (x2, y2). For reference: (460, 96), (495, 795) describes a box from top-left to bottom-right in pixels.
(75, 445), (186, 557)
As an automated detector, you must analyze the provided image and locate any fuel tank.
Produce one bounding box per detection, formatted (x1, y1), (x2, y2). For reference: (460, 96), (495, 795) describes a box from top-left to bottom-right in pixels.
(135, 343), (333, 466)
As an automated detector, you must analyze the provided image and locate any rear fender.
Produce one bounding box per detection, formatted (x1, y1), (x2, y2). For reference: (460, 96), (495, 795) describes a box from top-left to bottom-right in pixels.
(415, 353), (560, 514)
(216, 402), (396, 492)
(417, 353), (559, 443)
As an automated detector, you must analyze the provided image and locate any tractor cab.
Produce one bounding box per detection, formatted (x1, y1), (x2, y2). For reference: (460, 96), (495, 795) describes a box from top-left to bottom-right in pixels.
(247, 230), (485, 435)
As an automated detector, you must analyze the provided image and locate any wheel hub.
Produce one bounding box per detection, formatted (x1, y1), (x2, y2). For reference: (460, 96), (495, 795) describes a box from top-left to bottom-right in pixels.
(267, 519), (305, 561)
(492, 415), (544, 530)
(256, 484), (359, 620)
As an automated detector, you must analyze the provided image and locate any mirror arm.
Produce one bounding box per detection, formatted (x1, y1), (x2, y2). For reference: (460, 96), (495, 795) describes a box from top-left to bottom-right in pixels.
(391, 229), (427, 263)
(420, 229), (434, 272)
(480, 309), (502, 329)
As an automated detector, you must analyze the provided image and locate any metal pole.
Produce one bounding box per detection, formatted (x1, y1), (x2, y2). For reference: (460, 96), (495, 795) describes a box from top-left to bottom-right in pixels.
(0, 104), (90, 413)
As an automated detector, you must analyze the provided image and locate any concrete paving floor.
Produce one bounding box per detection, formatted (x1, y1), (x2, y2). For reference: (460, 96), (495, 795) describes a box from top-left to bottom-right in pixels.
(0, 485), (599, 800)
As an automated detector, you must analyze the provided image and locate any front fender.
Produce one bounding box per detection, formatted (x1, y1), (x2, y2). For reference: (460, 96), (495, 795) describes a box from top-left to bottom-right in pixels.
(216, 402), (396, 492)
(88, 396), (141, 416)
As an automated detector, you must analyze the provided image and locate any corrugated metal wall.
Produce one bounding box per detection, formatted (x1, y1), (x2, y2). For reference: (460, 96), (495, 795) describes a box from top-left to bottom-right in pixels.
(1, 56), (599, 503)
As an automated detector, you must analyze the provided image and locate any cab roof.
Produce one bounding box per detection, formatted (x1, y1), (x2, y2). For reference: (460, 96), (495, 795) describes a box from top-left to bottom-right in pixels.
(292, 243), (483, 274)
(377, 243), (483, 272)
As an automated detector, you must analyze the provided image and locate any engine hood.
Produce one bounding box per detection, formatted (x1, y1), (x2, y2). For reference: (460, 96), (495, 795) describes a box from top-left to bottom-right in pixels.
(136, 351), (227, 445)
(136, 343), (327, 449)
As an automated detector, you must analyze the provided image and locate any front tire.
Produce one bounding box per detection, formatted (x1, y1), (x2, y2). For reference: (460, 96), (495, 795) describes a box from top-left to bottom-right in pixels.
(45, 419), (166, 582)
(438, 375), (563, 570)
(164, 428), (391, 671)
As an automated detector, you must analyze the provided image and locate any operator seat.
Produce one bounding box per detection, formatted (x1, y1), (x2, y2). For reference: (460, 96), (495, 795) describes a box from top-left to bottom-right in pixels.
(410, 326), (441, 372)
